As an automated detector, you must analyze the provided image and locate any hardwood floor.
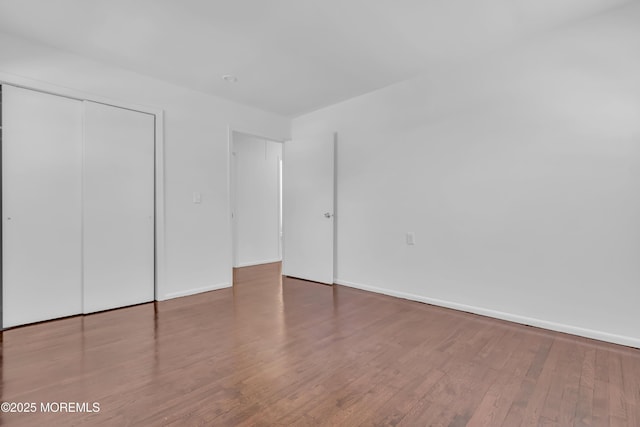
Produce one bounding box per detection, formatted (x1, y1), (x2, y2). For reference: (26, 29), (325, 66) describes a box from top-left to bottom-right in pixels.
(1, 262), (639, 426)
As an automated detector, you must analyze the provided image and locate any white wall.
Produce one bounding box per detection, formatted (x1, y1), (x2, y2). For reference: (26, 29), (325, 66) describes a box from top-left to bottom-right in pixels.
(292, 3), (640, 348)
(232, 132), (282, 267)
(0, 32), (290, 300)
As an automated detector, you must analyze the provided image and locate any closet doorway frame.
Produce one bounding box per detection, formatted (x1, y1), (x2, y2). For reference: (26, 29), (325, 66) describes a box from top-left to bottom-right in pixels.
(0, 72), (166, 321)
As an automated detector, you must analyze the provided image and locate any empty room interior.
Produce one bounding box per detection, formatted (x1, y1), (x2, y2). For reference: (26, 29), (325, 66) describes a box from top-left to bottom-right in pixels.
(0, 0), (639, 425)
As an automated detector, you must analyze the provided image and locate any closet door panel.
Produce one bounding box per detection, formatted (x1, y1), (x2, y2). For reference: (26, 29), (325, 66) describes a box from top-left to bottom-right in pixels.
(82, 101), (154, 313)
(2, 85), (83, 327)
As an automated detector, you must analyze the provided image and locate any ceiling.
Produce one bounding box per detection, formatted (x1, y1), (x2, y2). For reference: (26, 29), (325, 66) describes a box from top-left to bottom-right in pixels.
(0, 0), (631, 117)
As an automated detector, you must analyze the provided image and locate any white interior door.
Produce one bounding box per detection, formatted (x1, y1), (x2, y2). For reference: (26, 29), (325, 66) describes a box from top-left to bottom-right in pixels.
(82, 101), (155, 313)
(2, 85), (83, 327)
(283, 133), (335, 284)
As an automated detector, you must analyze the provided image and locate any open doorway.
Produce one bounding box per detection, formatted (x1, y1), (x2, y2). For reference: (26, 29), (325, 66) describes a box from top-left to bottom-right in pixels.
(230, 131), (283, 277)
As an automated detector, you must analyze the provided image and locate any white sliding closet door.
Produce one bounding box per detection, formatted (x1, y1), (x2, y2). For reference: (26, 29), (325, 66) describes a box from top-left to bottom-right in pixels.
(2, 85), (83, 327)
(82, 101), (155, 313)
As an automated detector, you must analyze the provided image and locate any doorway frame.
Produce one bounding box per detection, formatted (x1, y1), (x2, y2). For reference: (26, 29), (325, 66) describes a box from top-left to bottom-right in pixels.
(0, 71), (166, 304)
(227, 127), (286, 281)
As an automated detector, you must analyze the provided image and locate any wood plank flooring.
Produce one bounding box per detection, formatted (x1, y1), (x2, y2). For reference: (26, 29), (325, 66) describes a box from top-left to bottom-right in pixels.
(0, 262), (639, 426)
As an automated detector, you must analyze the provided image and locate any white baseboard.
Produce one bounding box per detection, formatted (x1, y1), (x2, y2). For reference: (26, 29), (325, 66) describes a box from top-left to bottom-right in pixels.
(159, 282), (232, 301)
(234, 258), (281, 268)
(335, 279), (640, 349)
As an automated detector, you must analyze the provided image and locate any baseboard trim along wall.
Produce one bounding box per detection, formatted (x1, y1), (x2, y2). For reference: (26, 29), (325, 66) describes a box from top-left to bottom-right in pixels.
(234, 258), (282, 268)
(335, 279), (640, 349)
(160, 282), (232, 301)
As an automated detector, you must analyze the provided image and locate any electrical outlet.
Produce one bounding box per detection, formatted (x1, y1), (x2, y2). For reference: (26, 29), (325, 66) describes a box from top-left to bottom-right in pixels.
(406, 232), (415, 245)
